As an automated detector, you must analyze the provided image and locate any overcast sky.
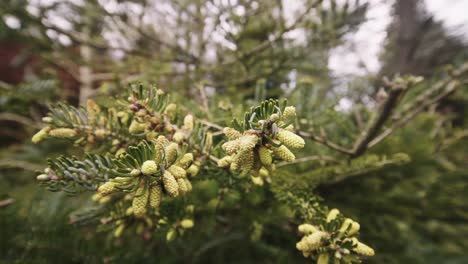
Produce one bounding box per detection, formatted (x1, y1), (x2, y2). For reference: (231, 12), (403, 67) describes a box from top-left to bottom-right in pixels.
(329, 0), (468, 76)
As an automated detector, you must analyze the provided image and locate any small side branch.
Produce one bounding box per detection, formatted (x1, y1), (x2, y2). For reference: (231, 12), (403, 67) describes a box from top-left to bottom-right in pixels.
(277, 155), (338, 168)
(368, 80), (460, 148)
(297, 130), (354, 155)
(0, 159), (44, 171)
(351, 83), (407, 157)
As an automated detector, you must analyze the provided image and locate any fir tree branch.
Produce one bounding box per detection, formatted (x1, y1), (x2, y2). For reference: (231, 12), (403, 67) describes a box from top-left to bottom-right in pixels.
(0, 112), (42, 129)
(0, 198), (15, 208)
(297, 130), (354, 155)
(199, 119), (224, 131)
(368, 80), (461, 148)
(351, 81), (407, 157)
(315, 153), (411, 186)
(277, 155), (338, 168)
(367, 63), (468, 150)
(0, 159), (44, 171)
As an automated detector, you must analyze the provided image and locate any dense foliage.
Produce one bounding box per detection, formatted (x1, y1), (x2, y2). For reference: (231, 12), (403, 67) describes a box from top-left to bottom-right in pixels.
(1, 0), (468, 263)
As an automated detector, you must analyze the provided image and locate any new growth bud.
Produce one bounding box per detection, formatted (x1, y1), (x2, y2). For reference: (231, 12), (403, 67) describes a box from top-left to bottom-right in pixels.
(32, 127), (51, 143)
(180, 219), (194, 229)
(163, 171), (179, 197)
(48, 128), (77, 138)
(141, 160), (158, 175)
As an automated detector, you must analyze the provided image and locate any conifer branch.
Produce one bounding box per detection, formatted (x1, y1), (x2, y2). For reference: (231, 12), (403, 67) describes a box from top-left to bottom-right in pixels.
(276, 155), (339, 168)
(314, 153), (411, 186)
(297, 130), (354, 155)
(0, 198), (15, 208)
(351, 80), (408, 157)
(368, 80), (461, 148)
(0, 112), (42, 128)
(0, 159), (44, 171)
(366, 63), (468, 150)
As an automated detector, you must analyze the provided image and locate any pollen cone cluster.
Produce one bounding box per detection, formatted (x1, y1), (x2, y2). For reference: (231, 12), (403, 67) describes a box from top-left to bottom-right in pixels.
(219, 106), (305, 185)
(172, 114), (195, 143)
(95, 137), (195, 220)
(296, 209), (374, 263)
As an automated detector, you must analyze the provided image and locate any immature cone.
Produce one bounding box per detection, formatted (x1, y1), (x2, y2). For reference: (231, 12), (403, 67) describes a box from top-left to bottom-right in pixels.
(296, 231), (327, 251)
(166, 229), (176, 242)
(48, 128), (77, 138)
(184, 178), (193, 191)
(128, 120), (146, 134)
(283, 106), (296, 120)
(149, 185), (162, 208)
(98, 182), (116, 196)
(94, 129), (106, 140)
(270, 113), (279, 121)
(285, 124), (294, 132)
(273, 145), (295, 162)
(217, 156), (233, 168)
(251, 176), (264, 186)
(32, 127), (50, 143)
(183, 114), (194, 131)
(339, 218), (360, 236)
(125, 207), (134, 216)
(223, 127), (241, 140)
(258, 146), (272, 166)
(326, 209), (340, 222)
(222, 140), (239, 155)
(132, 185), (149, 218)
(168, 165), (186, 179)
(276, 129), (305, 149)
(177, 178), (188, 194)
(238, 135), (258, 151)
(351, 238), (375, 256)
(259, 167), (269, 177)
(317, 253), (329, 264)
(163, 171), (179, 197)
(173, 131), (185, 143)
(165, 103), (177, 114)
(36, 174), (50, 181)
(180, 219), (194, 229)
(165, 143), (178, 164)
(114, 224), (126, 238)
(298, 224), (317, 235)
(177, 153), (193, 169)
(153, 143), (164, 163)
(187, 164), (200, 177)
(141, 160), (158, 175)
(238, 150), (254, 174)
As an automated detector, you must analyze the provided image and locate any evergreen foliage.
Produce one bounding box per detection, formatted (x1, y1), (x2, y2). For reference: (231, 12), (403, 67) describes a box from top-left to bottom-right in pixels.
(1, 1), (468, 263)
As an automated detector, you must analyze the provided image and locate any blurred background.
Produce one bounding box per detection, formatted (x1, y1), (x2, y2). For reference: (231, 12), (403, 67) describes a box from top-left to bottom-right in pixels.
(1, 0), (467, 263)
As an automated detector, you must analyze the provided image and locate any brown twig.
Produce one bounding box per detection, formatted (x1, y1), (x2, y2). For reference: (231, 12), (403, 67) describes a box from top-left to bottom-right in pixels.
(368, 80), (461, 148)
(0, 159), (44, 171)
(297, 130), (354, 155)
(351, 83), (407, 157)
(200, 119), (224, 131)
(0, 198), (15, 208)
(0, 113), (42, 129)
(277, 155), (338, 168)
(198, 84), (210, 116)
